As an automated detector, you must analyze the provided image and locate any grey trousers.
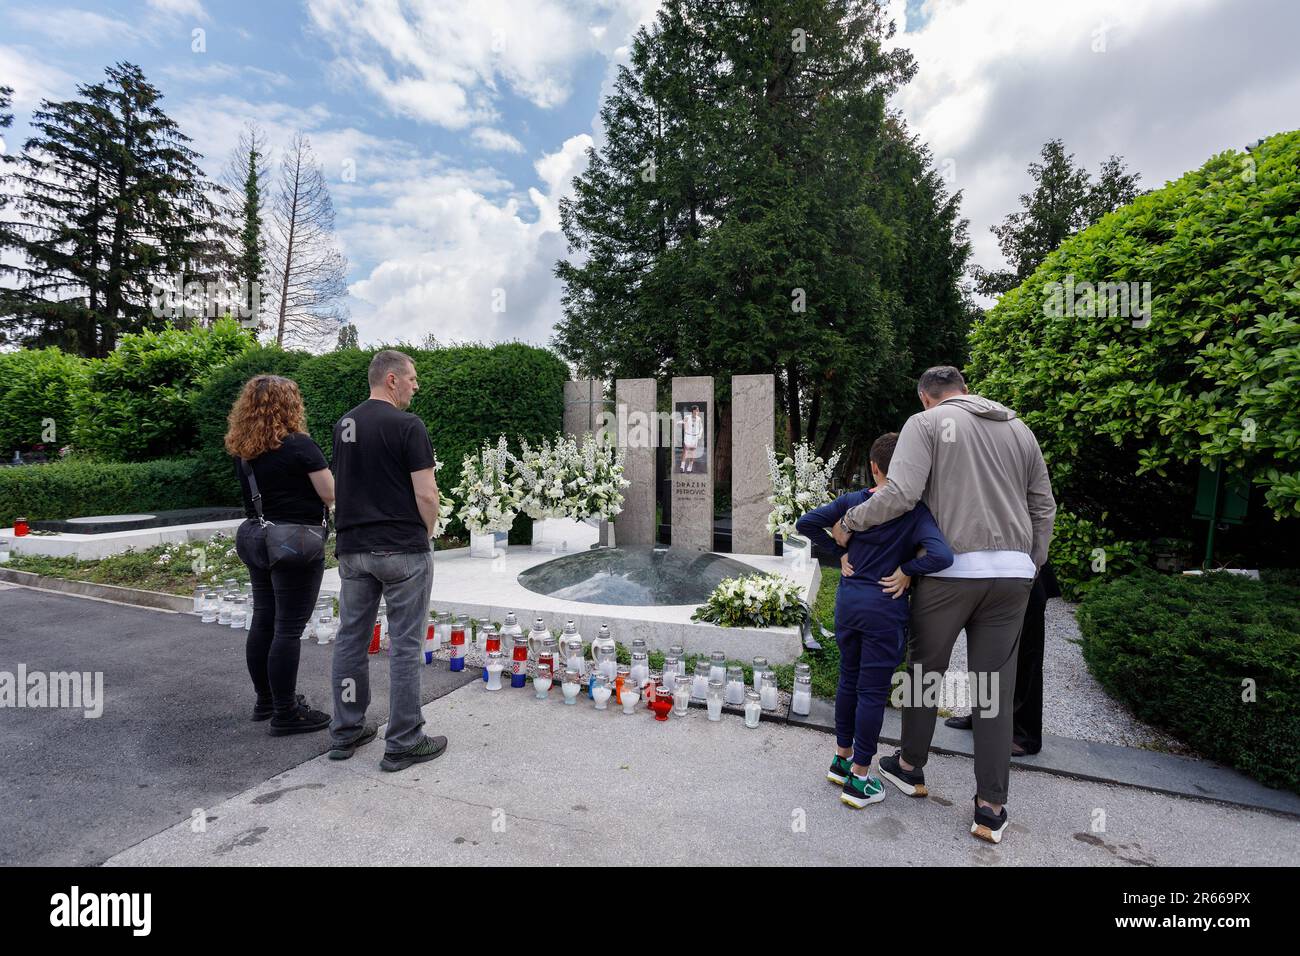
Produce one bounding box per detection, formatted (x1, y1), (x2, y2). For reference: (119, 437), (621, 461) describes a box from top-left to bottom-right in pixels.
(901, 576), (1033, 804)
(330, 549), (433, 754)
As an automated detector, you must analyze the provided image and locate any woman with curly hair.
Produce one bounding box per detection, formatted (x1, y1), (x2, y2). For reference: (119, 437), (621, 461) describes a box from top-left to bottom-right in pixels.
(226, 375), (335, 735)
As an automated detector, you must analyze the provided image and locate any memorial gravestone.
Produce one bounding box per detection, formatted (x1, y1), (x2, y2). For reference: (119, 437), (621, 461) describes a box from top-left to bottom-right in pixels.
(670, 376), (713, 552)
(730, 374), (775, 555)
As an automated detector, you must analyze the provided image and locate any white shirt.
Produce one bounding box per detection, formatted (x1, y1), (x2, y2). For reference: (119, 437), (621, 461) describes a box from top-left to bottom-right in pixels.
(930, 549), (1036, 579)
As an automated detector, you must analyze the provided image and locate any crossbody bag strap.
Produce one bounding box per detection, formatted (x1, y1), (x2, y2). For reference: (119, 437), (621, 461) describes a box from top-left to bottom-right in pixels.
(240, 458), (273, 527)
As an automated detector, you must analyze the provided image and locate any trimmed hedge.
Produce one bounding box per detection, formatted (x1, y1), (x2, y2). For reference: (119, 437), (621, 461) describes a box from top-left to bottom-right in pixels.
(191, 345), (311, 503)
(0, 347), (87, 455)
(969, 129), (1300, 550)
(1077, 570), (1300, 792)
(0, 458), (212, 528)
(192, 342), (569, 540)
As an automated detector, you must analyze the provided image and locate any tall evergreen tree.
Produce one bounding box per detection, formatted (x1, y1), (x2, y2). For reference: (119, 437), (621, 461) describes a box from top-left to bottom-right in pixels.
(973, 139), (1142, 298)
(555, 0), (972, 471)
(218, 122), (269, 329)
(0, 63), (222, 356)
(335, 321), (359, 350)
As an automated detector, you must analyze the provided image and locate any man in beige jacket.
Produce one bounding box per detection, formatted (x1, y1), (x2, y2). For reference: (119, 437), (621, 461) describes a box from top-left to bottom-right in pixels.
(831, 365), (1055, 843)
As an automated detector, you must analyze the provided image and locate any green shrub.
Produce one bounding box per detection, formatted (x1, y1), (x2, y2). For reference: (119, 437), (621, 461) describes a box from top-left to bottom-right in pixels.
(969, 130), (1300, 546)
(0, 457), (212, 527)
(73, 319), (255, 461)
(0, 348), (88, 455)
(191, 345), (311, 503)
(1077, 570), (1300, 791)
(1049, 508), (1152, 600)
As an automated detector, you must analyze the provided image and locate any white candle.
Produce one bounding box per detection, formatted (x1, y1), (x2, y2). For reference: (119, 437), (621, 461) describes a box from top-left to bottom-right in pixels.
(621, 686), (639, 714)
(691, 675), (709, 700)
(486, 664), (504, 691)
(744, 699), (761, 728)
(761, 684), (778, 711)
(792, 689), (812, 716)
(593, 686), (612, 710)
(562, 681), (580, 704)
(673, 688), (690, 716)
(706, 698), (722, 721)
(534, 676), (552, 698)
(725, 679), (744, 705)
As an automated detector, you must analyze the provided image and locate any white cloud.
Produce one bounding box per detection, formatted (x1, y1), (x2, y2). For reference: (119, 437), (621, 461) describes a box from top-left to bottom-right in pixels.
(146, 0), (209, 20)
(346, 134), (593, 346)
(304, 0), (641, 128)
(885, 0), (1300, 296)
(7, 8), (145, 47)
(470, 126), (524, 153)
(0, 44), (77, 110)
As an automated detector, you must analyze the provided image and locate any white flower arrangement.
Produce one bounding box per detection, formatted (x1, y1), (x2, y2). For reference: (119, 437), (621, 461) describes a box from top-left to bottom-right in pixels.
(431, 451), (455, 537)
(691, 572), (806, 628)
(453, 436), (523, 535)
(510, 435), (579, 521)
(567, 433), (630, 522)
(766, 441), (842, 539)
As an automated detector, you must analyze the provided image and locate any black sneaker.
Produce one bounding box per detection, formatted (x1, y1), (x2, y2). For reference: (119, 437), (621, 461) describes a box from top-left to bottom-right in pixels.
(971, 797), (1008, 844)
(944, 713), (973, 731)
(253, 693), (305, 721)
(840, 773), (886, 808)
(328, 724), (378, 760)
(826, 754), (853, 785)
(380, 734), (448, 772)
(268, 702), (331, 736)
(878, 749), (928, 797)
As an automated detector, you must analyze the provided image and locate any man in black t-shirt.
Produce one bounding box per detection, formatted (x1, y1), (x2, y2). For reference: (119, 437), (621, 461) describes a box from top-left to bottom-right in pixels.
(327, 350), (446, 772)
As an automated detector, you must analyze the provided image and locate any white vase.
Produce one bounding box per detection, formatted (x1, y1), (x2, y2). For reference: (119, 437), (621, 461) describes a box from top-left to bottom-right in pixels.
(531, 517), (554, 547)
(602, 520), (616, 548)
(470, 530), (506, 558)
(782, 533), (809, 570)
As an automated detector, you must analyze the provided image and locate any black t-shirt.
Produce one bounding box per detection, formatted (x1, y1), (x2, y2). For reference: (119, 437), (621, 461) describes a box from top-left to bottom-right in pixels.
(331, 399), (435, 554)
(234, 432), (329, 525)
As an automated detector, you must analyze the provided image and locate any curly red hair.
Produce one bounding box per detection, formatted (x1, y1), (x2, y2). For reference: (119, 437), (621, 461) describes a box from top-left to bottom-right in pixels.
(224, 375), (309, 460)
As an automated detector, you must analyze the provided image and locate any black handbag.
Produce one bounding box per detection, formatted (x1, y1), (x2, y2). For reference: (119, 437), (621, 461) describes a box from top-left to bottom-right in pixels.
(236, 458), (327, 570)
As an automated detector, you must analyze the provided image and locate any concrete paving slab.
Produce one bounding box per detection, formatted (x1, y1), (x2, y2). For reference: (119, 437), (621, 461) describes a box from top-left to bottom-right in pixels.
(105, 680), (1300, 867)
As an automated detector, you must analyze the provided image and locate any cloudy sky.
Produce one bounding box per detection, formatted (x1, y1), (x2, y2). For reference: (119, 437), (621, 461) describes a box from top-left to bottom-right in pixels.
(0, 0), (1295, 347)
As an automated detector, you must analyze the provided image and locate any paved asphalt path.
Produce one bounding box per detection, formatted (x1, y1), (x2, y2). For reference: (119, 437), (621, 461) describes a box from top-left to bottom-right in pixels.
(0, 585), (475, 866)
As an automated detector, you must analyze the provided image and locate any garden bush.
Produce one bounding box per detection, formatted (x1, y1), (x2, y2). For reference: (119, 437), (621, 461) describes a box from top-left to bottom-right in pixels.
(1077, 570), (1300, 792)
(1049, 508), (1151, 600)
(0, 347), (87, 456)
(73, 319), (255, 462)
(0, 457), (211, 527)
(969, 129), (1300, 558)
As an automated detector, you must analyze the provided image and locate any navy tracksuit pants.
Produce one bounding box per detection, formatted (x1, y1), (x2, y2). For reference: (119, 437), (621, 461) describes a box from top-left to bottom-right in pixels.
(835, 622), (906, 767)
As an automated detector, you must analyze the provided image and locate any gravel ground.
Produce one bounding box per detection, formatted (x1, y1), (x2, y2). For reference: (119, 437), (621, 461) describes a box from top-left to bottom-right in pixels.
(944, 598), (1188, 753)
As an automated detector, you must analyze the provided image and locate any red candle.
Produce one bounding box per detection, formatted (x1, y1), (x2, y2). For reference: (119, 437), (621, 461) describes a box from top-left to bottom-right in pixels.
(652, 686), (673, 721)
(14, 517), (29, 537)
(368, 620), (381, 655)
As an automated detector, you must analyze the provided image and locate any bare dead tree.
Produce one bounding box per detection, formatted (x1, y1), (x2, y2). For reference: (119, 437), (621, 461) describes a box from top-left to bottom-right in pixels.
(265, 131), (348, 349)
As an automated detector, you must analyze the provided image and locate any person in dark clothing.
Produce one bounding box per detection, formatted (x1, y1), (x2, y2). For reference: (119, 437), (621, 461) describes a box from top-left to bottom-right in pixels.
(945, 563), (1061, 755)
(327, 350), (445, 773)
(796, 433), (954, 809)
(227, 375), (335, 735)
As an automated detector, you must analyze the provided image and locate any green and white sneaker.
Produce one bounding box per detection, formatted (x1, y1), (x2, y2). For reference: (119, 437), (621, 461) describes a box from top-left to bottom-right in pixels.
(827, 755), (854, 785)
(841, 773), (886, 808)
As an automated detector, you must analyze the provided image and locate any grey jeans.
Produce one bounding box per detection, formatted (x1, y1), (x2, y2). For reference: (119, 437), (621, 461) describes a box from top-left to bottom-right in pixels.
(331, 549), (433, 753)
(901, 576), (1033, 805)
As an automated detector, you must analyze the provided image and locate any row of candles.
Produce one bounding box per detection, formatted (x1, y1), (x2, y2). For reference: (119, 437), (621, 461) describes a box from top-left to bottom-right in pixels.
(460, 613), (815, 722)
(193, 585), (817, 723)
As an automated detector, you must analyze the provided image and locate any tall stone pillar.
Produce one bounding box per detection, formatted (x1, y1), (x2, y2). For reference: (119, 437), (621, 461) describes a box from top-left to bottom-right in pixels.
(731, 373), (775, 555)
(670, 376), (714, 552)
(614, 378), (656, 546)
(563, 378), (610, 439)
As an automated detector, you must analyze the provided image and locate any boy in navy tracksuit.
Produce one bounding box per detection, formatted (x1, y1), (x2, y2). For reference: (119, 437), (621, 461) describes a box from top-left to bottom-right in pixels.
(795, 433), (953, 807)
